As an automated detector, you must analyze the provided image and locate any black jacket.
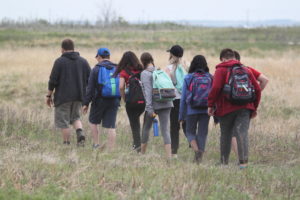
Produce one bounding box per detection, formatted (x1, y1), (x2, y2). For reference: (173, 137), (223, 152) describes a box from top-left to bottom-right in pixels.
(48, 52), (91, 107)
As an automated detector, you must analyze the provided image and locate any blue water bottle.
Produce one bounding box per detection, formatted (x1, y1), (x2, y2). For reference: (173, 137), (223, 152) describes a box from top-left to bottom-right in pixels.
(153, 118), (159, 136)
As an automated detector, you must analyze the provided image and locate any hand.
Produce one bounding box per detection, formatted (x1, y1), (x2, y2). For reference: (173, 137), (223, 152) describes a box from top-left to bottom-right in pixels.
(251, 111), (257, 119)
(208, 107), (214, 116)
(82, 105), (89, 115)
(46, 97), (53, 108)
(147, 111), (156, 118)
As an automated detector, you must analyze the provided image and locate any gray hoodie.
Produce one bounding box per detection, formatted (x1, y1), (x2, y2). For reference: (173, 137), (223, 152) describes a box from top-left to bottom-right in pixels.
(141, 66), (173, 114)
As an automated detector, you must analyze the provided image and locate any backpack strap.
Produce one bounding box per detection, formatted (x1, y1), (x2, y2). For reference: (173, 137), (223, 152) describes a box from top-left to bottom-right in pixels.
(124, 68), (134, 76)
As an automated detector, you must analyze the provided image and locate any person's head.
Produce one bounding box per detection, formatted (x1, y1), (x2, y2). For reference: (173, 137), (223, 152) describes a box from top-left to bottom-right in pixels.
(61, 39), (74, 53)
(115, 51), (143, 75)
(167, 45), (184, 65)
(219, 48), (235, 61)
(188, 55), (209, 73)
(95, 47), (110, 62)
(233, 50), (241, 61)
(140, 52), (155, 67)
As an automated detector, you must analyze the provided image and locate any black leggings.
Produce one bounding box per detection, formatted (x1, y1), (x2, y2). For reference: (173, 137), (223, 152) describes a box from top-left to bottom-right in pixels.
(126, 103), (145, 148)
(170, 99), (186, 154)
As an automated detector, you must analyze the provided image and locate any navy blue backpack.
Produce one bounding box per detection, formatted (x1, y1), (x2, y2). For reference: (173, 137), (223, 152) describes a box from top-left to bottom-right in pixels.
(186, 71), (212, 108)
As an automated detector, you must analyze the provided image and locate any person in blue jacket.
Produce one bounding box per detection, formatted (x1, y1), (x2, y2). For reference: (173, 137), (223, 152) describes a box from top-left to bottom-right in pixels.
(179, 55), (212, 163)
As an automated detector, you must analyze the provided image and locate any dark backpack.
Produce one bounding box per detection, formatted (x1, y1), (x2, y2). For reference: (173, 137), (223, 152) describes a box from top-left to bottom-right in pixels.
(97, 63), (120, 98)
(125, 69), (145, 105)
(186, 71), (212, 108)
(223, 64), (256, 105)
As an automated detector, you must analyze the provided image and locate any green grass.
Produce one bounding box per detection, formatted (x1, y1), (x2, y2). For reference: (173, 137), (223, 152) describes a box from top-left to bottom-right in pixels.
(0, 101), (300, 199)
(1, 26), (300, 54)
(1, 25), (300, 199)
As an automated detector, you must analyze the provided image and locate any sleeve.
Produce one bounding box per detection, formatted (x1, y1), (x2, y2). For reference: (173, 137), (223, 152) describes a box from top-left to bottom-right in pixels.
(248, 69), (261, 109)
(208, 68), (225, 107)
(179, 78), (188, 121)
(248, 67), (261, 80)
(48, 59), (61, 91)
(119, 70), (129, 82)
(85, 60), (91, 83)
(141, 71), (154, 114)
(83, 67), (98, 106)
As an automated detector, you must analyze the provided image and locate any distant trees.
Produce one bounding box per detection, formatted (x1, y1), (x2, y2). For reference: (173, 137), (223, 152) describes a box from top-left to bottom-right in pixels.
(95, 0), (129, 28)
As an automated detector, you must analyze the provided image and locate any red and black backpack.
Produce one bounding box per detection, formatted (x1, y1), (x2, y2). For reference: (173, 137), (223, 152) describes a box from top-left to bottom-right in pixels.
(222, 64), (256, 105)
(125, 69), (145, 105)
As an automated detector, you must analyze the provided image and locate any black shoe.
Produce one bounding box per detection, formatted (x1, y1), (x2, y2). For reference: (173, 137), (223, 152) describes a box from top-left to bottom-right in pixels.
(194, 151), (203, 164)
(77, 132), (85, 146)
(132, 145), (141, 153)
(63, 141), (70, 145)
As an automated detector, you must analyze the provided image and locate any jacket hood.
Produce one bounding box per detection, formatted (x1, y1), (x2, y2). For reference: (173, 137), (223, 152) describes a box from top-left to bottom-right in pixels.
(97, 60), (116, 69)
(216, 59), (241, 69)
(145, 65), (155, 72)
(62, 51), (80, 60)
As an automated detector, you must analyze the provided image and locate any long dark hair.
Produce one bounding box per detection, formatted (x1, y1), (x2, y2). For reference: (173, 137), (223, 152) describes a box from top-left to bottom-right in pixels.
(188, 55), (209, 73)
(140, 52), (155, 67)
(114, 51), (144, 76)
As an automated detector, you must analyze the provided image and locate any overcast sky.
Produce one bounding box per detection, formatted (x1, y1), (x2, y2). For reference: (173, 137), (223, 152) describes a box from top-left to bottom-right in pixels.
(1, 0), (300, 22)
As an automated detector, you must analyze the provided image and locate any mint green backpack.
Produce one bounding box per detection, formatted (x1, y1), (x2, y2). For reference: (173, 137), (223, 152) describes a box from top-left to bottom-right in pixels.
(175, 64), (187, 93)
(152, 69), (176, 102)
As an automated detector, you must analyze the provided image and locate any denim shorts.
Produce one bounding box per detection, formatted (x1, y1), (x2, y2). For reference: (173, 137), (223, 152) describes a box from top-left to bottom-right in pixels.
(55, 101), (82, 129)
(89, 98), (120, 128)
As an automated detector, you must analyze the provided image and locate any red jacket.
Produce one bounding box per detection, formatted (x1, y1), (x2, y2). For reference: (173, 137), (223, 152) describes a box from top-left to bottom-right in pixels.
(208, 60), (261, 117)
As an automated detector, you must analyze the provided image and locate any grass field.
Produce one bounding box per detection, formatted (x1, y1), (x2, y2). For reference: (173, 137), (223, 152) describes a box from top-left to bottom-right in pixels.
(0, 26), (300, 199)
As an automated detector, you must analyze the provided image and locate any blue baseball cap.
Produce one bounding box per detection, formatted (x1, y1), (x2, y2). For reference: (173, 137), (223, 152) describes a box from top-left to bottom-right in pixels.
(95, 47), (110, 57)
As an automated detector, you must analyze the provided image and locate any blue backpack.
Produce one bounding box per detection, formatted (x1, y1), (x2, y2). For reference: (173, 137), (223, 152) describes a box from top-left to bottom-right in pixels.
(97, 63), (120, 98)
(186, 71), (212, 108)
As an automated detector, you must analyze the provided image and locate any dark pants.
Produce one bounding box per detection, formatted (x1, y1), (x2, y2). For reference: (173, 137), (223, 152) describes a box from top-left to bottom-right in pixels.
(170, 99), (186, 154)
(125, 103), (145, 149)
(219, 109), (251, 164)
(186, 114), (210, 152)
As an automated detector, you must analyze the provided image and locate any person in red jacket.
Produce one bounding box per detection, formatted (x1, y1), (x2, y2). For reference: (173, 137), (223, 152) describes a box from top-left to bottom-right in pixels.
(208, 48), (261, 168)
(230, 50), (269, 160)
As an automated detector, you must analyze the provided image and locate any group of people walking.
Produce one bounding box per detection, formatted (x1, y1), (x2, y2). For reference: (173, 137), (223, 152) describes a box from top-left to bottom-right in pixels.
(47, 39), (268, 169)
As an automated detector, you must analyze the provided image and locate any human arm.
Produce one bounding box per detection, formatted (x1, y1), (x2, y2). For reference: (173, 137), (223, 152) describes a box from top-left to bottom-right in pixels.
(207, 68), (225, 108)
(249, 69), (261, 113)
(83, 67), (98, 107)
(141, 71), (154, 116)
(179, 78), (188, 121)
(45, 90), (53, 107)
(257, 73), (269, 91)
(46, 60), (60, 107)
(119, 77), (126, 102)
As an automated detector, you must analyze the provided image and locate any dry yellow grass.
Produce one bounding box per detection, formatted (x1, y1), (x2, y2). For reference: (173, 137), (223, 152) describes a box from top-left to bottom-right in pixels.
(0, 47), (300, 199)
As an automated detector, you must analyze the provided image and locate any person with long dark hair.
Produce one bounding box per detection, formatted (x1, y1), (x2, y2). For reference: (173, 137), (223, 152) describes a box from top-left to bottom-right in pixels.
(140, 52), (173, 159)
(179, 55), (212, 163)
(115, 51), (145, 152)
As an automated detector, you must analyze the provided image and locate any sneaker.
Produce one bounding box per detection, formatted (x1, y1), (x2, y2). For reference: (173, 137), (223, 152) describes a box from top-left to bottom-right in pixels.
(93, 143), (106, 151)
(77, 133), (85, 146)
(172, 154), (178, 159)
(194, 151), (203, 164)
(93, 144), (100, 149)
(132, 145), (141, 153)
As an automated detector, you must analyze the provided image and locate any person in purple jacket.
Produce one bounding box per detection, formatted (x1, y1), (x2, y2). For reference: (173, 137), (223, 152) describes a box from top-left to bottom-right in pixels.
(179, 55), (212, 163)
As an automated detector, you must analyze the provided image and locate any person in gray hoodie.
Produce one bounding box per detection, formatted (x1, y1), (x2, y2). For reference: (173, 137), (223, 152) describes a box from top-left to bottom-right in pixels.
(140, 52), (173, 159)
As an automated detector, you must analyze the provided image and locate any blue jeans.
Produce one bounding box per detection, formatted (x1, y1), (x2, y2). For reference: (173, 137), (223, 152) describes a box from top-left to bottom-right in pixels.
(186, 114), (210, 152)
